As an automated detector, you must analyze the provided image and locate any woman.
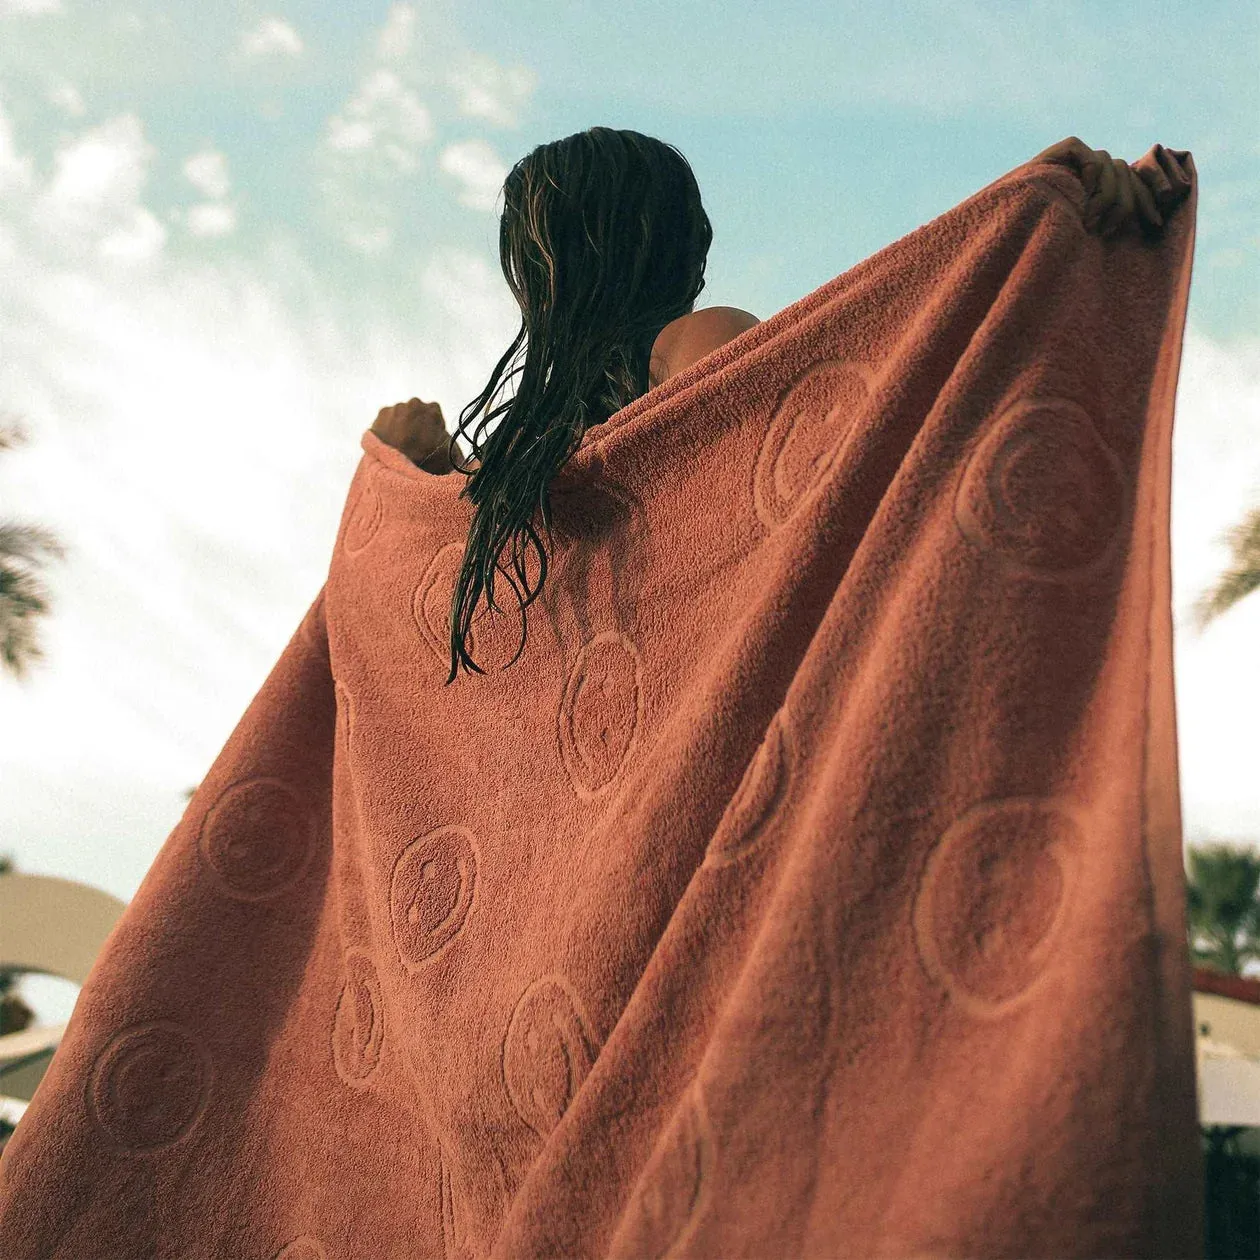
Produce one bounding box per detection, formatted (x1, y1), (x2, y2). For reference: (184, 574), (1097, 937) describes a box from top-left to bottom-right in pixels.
(371, 130), (1165, 686)
(372, 127), (758, 685)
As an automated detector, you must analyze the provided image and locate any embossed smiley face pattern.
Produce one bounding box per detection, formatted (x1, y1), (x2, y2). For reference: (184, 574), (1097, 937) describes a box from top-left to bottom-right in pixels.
(78, 347), (1119, 1254)
(87, 1020), (215, 1154)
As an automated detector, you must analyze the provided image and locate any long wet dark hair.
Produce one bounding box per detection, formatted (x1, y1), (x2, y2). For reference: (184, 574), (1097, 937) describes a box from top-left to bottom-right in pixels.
(443, 127), (713, 685)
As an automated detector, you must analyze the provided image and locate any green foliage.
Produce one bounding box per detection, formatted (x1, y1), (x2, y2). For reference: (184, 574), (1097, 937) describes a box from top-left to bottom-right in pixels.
(1187, 841), (1260, 977)
(1193, 498), (1260, 633)
(1203, 1127), (1260, 1260)
(0, 414), (68, 683)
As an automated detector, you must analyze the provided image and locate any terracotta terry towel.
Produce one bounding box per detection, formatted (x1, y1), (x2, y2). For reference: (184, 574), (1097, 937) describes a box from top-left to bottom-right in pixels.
(0, 145), (1201, 1259)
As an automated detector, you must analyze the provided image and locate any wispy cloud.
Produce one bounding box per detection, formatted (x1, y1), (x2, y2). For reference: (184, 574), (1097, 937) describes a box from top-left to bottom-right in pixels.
(325, 116), (374, 153)
(324, 68), (433, 170)
(0, 0), (62, 15)
(240, 16), (303, 59)
(0, 99), (34, 191)
(0, 186), (516, 807)
(47, 82), (85, 116)
(48, 82), (85, 117)
(34, 115), (167, 263)
(0, 94), (522, 829)
(341, 224), (392, 255)
(182, 150), (231, 201)
(97, 208), (167, 261)
(375, 2), (416, 62)
(42, 116), (152, 220)
(1170, 329), (1260, 841)
(445, 54), (536, 129)
(438, 139), (509, 212)
(318, 53), (436, 252)
(184, 202), (237, 238)
(313, 7), (532, 250)
(361, 0), (538, 130)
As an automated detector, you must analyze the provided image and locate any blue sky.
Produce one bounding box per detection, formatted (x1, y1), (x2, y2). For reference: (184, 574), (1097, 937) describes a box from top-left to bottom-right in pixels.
(1, 0), (1258, 1023)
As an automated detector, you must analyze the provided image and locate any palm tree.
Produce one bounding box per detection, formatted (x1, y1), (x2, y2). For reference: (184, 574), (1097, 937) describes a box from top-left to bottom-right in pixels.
(1191, 500), (1260, 632)
(0, 414), (68, 682)
(1187, 840), (1260, 1257)
(1186, 841), (1260, 976)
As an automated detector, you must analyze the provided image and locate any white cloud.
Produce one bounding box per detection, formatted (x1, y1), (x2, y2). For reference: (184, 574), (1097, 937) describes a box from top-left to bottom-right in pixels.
(316, 34), (441, 249)
(0, 243), (431, 1019)
(42, 116), (152, 220)
(0, 98), (35, 192)
(0, 226), (504, 836)
(326, 117), (376, 153)
(183, 149), (230, 200)
(48, 83), (85, 116)
(445, 54), (536, 129)
(376, 3), (416, 62)
(99, 207), (167, 262)
(322, 69), (433, 175)
(186, 202), (237, 238)
(1169, 328), (1260, 842)
(417, 248), (511, 339)
(343, 224), (393, 254)
(1170, 331), (1260, 628)
(438, 139), (508, 212)
(317, 19), (527, 236)
(339, 70), (430, 145)
(241, 16), (303, 59)
(34, 115), (164, 265)
(0, 0), (61, 14)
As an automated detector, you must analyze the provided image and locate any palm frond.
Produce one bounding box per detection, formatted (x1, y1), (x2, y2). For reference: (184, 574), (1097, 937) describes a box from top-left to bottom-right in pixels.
(0, 522), (68, 566)
(1192, 501), (1260, 632)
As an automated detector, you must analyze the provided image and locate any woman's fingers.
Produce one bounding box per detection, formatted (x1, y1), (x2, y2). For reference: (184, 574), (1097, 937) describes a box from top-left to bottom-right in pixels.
(1131, 168), (1163, 227)
(1030, 136), (1084, 169)
(1083, 150), (1116, 228)
(1035, 137), (1102, 200)
(1142, 153), (1173, 197)
(1105, 160), (1168, 235)
(1083, 154), (1167, 235)
(1079, 158), (1098, 199)
(1099, 157), (1135, 234)
(1033, 137), (1176, 237)
(1077, 144), (1105, 199)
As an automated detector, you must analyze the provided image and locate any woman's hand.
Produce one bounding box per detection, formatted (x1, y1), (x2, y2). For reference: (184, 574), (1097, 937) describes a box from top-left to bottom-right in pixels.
(1030, 136), (1166, 237)
(370, 398), (462, 474)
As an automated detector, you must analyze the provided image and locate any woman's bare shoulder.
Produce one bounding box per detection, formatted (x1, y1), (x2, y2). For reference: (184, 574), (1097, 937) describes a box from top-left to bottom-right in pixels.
(667, 305), (760, 362)
(688, 305), (761, 331)
(649, 306), (761, 389)
(656, 306), (759, 356)
(658, 306), (760, 343)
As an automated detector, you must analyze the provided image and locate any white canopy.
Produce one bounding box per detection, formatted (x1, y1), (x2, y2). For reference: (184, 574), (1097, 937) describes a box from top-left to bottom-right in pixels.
(1197, 1035), (1260, 1126)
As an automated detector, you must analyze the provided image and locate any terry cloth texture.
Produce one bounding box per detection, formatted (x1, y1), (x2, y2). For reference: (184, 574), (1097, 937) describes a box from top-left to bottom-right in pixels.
(0, 144), (1201, 1259)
